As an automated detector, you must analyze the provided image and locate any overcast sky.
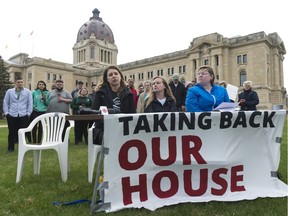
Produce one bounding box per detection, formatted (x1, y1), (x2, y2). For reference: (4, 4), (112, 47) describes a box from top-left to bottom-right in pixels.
(0, 0), (287, 88)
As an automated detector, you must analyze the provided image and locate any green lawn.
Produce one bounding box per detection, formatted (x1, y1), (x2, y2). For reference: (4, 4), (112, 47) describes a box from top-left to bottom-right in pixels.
(0, 118), (287, 216)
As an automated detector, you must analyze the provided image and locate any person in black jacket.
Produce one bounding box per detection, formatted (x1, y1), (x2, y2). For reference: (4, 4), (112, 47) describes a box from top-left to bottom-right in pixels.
(238, 81), (259, 111)
(92, 65), (136, 144)
(144, 76), (177, 113)
(169, 73), (186, 111)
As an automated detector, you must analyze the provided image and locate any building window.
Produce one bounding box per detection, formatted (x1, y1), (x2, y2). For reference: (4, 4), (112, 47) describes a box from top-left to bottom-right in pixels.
(157, 69), (163, 76)
(240, 70), (247, 86)
(183, 65), (186, 73)
(100, 50), (103, 62)
(47, 73), (50, 81)
(59, 74), (62, 80)
(168, 68), (171, 76)
(215, 56), (219, 66)
(171, 67), (174, 75)
(237, 55), (242, 64)
(90, 47), (95, 60)
(243, 54), (247, 64)
(204, 59), (209, 65)
(179, 66), (182, 73)
(237, 54), (248, 64)
(53, 74), (57, 81)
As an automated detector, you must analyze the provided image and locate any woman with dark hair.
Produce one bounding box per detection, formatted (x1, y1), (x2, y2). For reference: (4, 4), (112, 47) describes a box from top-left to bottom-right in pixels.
(92, 65), (136, 144)
(185, 65), (230, 112)
(30, 80), (49, 143)
(144, 76), (177, 112)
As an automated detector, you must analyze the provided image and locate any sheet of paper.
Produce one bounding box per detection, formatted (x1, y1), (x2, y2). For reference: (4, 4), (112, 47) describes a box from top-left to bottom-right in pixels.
(213, 102), (239, 112)
(226, 84), (239, 101)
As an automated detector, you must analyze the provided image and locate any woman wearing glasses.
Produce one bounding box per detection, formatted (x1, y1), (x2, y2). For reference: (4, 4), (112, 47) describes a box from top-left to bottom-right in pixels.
(185, 65), (230, 112)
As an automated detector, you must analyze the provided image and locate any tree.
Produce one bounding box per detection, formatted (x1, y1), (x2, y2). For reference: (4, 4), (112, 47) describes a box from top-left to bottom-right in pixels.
(0, 55), (13, 119)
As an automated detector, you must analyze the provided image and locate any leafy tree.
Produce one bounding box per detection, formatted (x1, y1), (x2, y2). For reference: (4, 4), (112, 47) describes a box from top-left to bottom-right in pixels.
(0, 55), (13, 119)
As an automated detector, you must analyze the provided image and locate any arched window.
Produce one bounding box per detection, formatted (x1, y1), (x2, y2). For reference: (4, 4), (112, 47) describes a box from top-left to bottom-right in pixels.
(239, 70), (246, 86)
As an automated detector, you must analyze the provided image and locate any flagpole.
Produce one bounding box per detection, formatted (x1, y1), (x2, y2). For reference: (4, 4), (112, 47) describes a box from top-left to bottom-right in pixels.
(18, 33), (22, 53)
(30, 31), (34, 57)
(5, 44), (8, 59)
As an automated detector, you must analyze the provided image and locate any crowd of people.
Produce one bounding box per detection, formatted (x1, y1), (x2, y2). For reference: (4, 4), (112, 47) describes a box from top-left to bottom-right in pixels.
(3, 65), (259, 152)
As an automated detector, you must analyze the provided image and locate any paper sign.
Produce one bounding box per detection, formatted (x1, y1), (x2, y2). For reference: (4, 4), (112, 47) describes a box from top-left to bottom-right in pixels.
(99, 106), (108, 115)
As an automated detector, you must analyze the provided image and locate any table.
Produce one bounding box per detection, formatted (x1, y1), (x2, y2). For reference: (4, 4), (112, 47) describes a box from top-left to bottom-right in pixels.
(66, 114), (103, 121)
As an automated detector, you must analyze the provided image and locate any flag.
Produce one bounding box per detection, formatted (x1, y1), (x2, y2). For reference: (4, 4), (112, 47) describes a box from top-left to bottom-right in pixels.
(30, 31), (33, 36)
(18, 33), (21, 38)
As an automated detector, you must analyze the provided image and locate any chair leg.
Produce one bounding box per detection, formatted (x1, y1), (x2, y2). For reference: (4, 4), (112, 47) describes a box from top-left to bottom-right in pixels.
(33, 150), (42, 175)
(57, 146), (68, 182)
(16, 150), (26, 183)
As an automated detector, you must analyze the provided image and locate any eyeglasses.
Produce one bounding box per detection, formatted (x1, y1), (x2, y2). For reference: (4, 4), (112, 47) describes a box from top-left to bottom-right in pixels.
(197, 72), (210, 76)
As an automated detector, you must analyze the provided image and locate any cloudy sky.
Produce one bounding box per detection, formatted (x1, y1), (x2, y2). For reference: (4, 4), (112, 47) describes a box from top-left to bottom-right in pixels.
(0, 0), (287, 88)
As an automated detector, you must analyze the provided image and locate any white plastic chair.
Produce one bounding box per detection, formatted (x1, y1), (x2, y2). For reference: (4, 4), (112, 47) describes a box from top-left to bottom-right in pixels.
(16, 112), (74, 183)
(88, 123), (102, 183)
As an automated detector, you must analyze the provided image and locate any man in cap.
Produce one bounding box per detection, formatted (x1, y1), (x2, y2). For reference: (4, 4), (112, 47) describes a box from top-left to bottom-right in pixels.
(169, 73), (186, 111)
(71, 80), (84, 99)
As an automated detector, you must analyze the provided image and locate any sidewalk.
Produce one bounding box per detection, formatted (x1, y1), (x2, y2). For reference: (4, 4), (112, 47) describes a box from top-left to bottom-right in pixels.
(0, 125), (8, 128)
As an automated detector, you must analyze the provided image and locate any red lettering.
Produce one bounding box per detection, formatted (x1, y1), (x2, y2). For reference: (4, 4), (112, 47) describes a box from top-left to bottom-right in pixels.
(231, 165), (246, 192)
(152, 170), (179, 198)
(211, 168), (228, 195)
(183, 169), (208, 196)
(152, 136), (177, 166)
(182, 135), (207, 165)
(122, 174), (148, 205)
(119, 140), (147, 170)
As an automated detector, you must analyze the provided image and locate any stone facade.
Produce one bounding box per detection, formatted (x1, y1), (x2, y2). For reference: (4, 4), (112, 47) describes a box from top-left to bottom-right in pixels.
(4, 31), (286, 110)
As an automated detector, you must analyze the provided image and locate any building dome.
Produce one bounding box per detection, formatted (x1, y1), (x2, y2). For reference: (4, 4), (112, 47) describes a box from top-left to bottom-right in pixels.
(76, 8), (115, 44)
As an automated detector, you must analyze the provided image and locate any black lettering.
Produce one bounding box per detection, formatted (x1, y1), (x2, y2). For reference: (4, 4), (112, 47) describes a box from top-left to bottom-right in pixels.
(153, 113), (168, 132)
(263, 111), (276, 128)
(220, 112), (233, 129)
(232, 112), (247, 128)
(119, 116), (134, 136)
(170, 112), (176, 131)
(134, 115), (151, 134)
(249, 111), (261, 128)
(179, 112), (195, 130)
(198, 113), (211, 130)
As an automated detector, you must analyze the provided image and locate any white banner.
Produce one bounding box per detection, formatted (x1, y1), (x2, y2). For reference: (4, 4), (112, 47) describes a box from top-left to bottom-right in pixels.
(102, 110), (288, 212)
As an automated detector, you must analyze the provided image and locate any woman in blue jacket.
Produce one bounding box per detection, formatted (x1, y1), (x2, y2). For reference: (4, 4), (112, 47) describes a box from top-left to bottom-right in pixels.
(185, 66), (230, 112)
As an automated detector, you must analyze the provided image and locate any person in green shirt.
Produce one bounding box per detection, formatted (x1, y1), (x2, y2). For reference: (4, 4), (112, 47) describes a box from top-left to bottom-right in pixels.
(30, 81), (49, 143)
(70, 87), (92, 144)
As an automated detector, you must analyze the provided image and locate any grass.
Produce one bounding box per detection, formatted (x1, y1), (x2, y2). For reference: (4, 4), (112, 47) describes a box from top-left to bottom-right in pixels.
(0, 117), (287, 216)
